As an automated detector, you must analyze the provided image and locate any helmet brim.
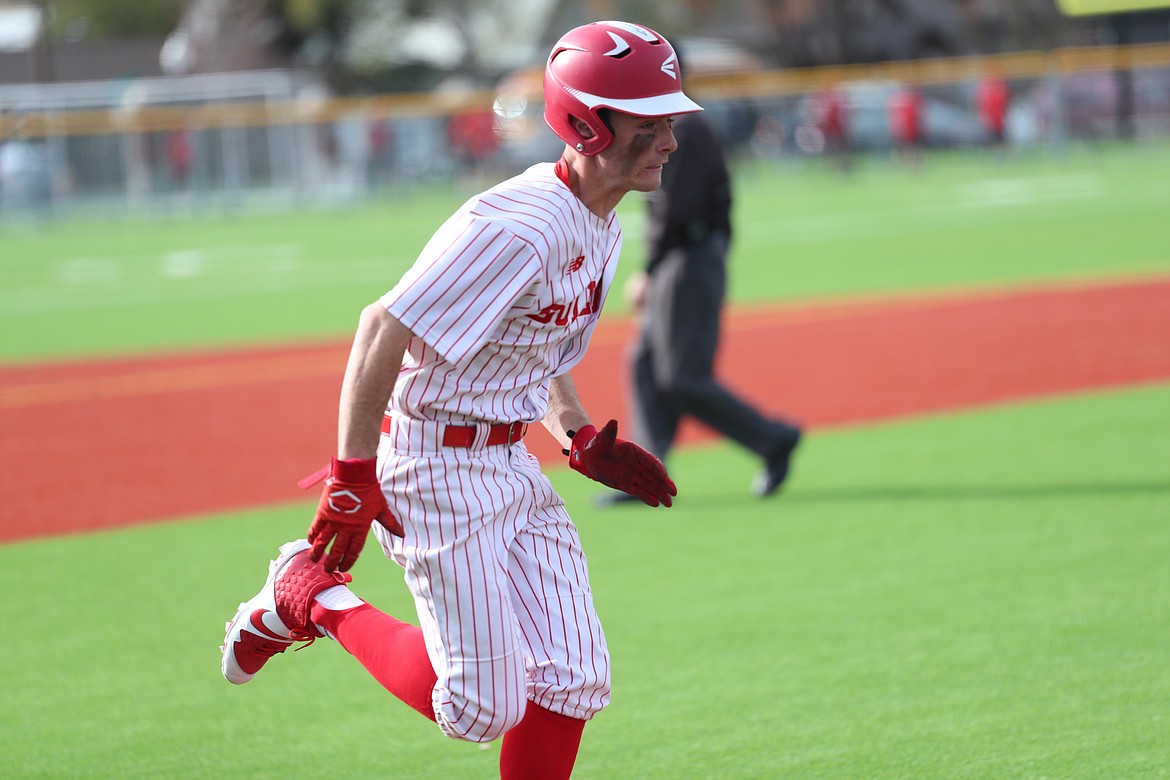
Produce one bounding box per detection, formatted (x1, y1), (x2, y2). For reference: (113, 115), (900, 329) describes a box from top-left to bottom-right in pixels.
(566, 86), (703, 118)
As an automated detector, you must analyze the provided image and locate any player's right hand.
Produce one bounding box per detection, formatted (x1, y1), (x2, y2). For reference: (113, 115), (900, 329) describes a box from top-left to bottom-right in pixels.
(300, 457), (403, 572)
(568, 420), (677, 507)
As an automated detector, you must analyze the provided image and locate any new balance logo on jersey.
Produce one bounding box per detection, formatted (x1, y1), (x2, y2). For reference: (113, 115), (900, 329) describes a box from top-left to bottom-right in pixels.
(527, 280), (602, 326)
(567, 255), (585, 273)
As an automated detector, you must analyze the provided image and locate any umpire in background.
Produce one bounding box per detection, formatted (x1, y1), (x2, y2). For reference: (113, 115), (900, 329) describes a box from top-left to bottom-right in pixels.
(608, 80), (802, 504)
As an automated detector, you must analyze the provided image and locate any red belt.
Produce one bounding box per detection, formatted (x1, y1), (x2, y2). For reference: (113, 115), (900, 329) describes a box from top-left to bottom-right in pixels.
(380, 416), (528, 448)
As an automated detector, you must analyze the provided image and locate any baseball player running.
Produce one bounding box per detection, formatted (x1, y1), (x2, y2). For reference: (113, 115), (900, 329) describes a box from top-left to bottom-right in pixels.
(221, 20), (694, 779)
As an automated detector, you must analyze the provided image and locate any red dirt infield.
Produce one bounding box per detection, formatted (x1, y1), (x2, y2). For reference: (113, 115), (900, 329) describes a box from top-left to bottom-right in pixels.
(2, 274), (1168, 544)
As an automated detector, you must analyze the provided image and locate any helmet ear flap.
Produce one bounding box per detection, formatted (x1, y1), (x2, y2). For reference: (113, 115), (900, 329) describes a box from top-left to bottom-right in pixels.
(543, 60), (614, 156)
(566, 113), (612, 155)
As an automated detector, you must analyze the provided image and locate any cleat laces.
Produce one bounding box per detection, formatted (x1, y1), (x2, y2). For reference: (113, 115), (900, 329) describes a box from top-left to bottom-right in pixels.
(289, 629), (316, 650)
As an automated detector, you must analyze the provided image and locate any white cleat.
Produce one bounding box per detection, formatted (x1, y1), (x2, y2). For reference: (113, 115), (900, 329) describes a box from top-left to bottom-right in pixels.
(220, 539), (352, 684)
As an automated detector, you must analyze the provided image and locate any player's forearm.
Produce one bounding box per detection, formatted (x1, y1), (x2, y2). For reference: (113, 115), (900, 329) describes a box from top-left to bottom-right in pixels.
(336, 303), (411, 460)
(544, 374), (592, 450)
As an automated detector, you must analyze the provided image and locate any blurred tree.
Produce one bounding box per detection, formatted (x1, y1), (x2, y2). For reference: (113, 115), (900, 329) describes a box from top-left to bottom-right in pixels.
(44, 0), (186, 40)
(280, 0), (349, 49)
(751, 0), (1088, 66)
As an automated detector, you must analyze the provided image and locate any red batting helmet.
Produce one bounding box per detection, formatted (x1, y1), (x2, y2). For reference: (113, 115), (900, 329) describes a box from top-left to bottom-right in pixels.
(543, 20), (702, 156)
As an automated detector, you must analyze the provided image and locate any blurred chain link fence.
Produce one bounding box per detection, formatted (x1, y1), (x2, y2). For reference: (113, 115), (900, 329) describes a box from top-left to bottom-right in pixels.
(1, 43), (1168, 221)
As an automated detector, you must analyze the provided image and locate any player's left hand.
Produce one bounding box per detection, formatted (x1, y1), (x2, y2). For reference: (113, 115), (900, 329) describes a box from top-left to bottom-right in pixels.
(568, 419), (677, 507)
(299, 457), (404, 572)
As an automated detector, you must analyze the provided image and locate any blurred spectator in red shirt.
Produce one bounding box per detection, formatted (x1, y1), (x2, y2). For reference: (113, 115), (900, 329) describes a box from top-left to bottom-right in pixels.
(447, 109), (500, 180)
(888, 86), (924, 167)
(166, 129), (193, 189)
(816, 84), (850, 171)
(976, 73), (1010, 147)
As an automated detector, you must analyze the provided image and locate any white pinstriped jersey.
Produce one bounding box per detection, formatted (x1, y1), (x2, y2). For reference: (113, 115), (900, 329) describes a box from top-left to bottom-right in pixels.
(381, 162), (621, 424)
(373, 161), (619, 737)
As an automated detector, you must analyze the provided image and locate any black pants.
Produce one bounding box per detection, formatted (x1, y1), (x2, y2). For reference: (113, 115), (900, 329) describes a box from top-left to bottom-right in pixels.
(629, 234), (799, 462)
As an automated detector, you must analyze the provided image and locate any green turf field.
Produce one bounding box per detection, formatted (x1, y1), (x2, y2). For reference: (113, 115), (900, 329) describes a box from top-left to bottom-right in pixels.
(3, 384), (1168, 779)
(1, 142), (1168, 364)
(3, 143), (1169, 779)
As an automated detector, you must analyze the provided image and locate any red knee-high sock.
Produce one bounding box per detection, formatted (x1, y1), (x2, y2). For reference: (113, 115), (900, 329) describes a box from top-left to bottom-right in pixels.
(310, 602), (438, 721)
(499, 703), (586, 780)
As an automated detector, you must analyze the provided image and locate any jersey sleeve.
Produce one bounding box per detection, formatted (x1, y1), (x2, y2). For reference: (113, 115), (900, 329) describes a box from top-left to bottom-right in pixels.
(382, 217), (541, 367)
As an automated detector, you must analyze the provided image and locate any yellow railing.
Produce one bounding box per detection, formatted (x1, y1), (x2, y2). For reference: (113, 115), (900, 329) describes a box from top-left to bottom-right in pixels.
(689, 42), (1170, 99)
(2, 42), (1168, 137)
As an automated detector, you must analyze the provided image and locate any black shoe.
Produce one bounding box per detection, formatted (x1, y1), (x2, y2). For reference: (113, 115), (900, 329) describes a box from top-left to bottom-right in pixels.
(753, 429), (803, 498)
(593, 490), (642, 508)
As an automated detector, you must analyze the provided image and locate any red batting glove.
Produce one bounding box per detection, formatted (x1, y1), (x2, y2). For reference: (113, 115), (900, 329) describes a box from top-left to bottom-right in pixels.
(298, 457), (403, 573)
(568, 420), (677, 507)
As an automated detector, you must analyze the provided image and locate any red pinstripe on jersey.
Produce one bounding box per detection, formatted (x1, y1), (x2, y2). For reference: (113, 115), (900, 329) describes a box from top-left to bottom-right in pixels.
(373, 426), (611, 740)
(382, 163), (620, 424)
(368, 162), (618, 740)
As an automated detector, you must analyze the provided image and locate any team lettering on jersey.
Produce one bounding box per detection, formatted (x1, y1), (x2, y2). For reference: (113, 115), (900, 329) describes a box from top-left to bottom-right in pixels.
(526, 280), (603, 326)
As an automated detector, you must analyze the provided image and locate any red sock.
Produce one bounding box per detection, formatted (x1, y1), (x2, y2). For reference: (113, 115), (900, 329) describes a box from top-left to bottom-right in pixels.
(499, 703), (586, 780)
(310, 602), (438, 721)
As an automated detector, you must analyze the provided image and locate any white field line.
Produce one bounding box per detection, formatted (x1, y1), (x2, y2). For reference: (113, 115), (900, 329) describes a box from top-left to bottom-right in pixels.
(1, 248), (400, 315)
(743, 173), (1170, 245)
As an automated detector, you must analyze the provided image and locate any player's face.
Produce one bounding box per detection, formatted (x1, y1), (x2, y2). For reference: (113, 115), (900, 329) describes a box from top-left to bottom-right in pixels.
(601, 112), (677, 193)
